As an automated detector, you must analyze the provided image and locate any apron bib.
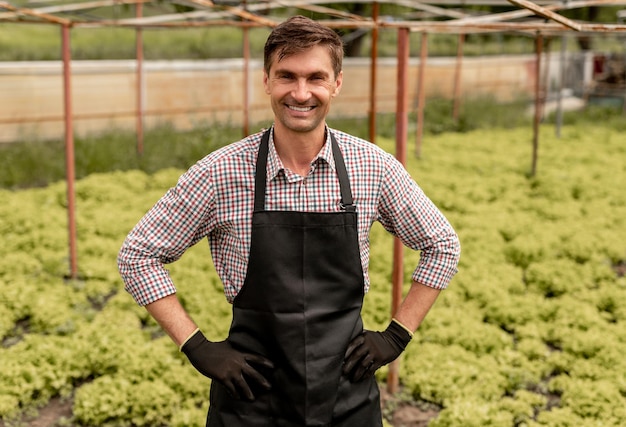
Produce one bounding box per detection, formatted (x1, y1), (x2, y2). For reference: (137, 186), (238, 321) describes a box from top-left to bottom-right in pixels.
(207, 130), (382, 427)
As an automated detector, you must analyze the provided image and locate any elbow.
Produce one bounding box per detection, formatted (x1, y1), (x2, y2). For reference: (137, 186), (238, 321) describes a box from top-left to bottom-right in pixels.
(451, 232), (461, 266)
(117, 242), (131, 277)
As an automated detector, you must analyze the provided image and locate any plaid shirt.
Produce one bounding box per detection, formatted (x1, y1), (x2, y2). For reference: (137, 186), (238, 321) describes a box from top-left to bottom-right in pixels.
(118, 127), (460, 306)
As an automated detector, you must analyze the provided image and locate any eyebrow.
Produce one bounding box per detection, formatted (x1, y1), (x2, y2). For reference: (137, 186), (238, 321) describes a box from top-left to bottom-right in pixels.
(273, 68), (331, 79)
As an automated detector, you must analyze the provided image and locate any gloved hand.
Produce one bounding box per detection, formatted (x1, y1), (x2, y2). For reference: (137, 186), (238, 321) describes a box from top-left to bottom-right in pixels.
(181, 330), (274, 401)
(342, 319), (412, 382)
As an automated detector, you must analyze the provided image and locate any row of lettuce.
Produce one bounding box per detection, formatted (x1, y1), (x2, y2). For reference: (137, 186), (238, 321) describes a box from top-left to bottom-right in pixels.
(1, 123), (625, 426)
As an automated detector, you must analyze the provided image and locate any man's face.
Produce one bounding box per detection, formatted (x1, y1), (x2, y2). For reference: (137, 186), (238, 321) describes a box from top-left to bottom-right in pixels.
(263, 45), (343, 136)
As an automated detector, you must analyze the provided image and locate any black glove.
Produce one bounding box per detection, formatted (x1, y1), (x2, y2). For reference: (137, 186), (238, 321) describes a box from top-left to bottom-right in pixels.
(342, 320), (412, 382)
(181, 330), (274, 401)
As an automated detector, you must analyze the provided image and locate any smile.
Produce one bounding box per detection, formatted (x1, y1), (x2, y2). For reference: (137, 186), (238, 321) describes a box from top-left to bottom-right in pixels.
(287, 105), (314, 112)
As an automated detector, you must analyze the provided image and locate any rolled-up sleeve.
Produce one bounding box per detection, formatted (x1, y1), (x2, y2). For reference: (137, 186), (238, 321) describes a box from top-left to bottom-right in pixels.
(377, 154), (460, 289)
(117, 166), (214, 306)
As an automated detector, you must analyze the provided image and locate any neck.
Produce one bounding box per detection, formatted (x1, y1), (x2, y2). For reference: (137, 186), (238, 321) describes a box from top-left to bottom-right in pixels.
(273, 125), (327, 177)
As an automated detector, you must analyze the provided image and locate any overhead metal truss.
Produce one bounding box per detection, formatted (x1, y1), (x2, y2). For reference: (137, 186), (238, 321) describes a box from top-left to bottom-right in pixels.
(1, 0), (626, 34)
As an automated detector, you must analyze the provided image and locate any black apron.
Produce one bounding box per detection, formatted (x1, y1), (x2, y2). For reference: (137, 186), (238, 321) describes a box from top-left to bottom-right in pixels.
(206, 130), (382, 427)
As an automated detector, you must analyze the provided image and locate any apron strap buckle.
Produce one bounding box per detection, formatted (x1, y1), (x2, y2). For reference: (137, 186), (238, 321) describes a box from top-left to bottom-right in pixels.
(340, 202), (356, 212)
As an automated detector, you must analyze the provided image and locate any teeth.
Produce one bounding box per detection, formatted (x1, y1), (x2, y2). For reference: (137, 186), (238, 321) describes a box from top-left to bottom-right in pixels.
(288, 105), (313, 112)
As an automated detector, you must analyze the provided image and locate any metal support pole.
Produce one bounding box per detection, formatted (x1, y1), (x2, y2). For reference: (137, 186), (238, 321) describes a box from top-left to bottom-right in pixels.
(415, 32), (428, 158)
(388, 27), (410, 395)
(368, 2), (379, 144)
(62, 24), (78, 280)
(556, 34), (566, 138)
(531, 33), (543, 177)
(622, 36), (626, 115)
(452, 33), (465, 123)
(242, 3), (250, 137)
(135, 2), (144, 154)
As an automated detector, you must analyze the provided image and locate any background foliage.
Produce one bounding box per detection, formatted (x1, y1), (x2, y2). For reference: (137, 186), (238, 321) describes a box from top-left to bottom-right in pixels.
(1, 111), (625, 425)
(0, 97), (560, 189)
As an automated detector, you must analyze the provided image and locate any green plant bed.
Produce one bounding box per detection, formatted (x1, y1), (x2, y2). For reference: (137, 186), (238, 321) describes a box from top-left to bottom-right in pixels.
(1, 121), (625, 426)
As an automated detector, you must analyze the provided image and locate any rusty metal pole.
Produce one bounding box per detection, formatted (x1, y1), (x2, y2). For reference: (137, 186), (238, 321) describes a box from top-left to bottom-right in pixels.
(243, 28), (250, 136)
(415, 32), (428, 158)
(531, 32), (543, 178)
(242, 1), (250, 137)
(135, 2), (144, 155)
(556, 34), (566, 138)
(368, 2), (379, 144)
(452, 33), (465, 123)
(62, 23), (78, 280)
(388, 27), (410, 395)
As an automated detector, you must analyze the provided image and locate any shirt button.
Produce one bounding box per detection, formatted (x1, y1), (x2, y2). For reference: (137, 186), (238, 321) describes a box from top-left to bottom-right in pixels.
(302, 178), (307, 185)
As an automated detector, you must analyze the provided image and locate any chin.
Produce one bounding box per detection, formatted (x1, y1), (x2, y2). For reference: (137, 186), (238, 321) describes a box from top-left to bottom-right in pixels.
(282, 119), (321, 134)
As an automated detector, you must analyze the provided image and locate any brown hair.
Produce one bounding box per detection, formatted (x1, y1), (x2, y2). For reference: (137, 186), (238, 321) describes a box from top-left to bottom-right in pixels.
(264, 15), (344, 78)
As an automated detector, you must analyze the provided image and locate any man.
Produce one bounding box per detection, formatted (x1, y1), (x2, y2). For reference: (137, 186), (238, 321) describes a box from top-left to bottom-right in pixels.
(118, 15), (460, 427)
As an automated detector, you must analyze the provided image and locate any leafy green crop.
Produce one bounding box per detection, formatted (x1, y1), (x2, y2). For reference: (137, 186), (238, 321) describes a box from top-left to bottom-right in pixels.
(1, 122), (625, 426)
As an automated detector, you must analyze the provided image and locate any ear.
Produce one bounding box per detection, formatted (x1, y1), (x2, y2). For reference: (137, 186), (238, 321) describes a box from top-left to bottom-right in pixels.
(263, 71), (270, 95)
(332, 70), (343, 98)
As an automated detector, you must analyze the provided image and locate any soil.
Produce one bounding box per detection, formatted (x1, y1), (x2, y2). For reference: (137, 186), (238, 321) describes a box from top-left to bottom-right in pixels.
(1, 390), (438, 427)
(614, 261), (626, 277)
(0, 397), (73, 427)
(380, 388), (440, 427)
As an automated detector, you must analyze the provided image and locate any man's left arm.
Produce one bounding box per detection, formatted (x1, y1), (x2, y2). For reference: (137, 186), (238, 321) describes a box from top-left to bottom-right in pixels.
(393, 280), (441, 332)
(343, 154), (460, 382)
(342, 281), (441, 382)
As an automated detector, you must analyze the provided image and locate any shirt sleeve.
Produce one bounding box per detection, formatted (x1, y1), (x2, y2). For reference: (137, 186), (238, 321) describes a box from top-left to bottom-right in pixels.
(377, 153), (460, 289)
(117, 165), (215, 306)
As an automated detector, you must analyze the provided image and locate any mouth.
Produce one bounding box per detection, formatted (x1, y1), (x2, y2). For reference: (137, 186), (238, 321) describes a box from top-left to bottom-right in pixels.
(287, 105), (315, 112)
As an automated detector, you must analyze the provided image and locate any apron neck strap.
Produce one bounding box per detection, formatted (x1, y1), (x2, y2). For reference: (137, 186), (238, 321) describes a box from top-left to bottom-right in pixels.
(254, 128), (355, 212)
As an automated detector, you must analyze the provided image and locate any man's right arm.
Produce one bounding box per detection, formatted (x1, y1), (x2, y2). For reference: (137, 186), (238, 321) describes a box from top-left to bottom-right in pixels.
(144, 293), (274, 401)
(118, 164), (217, 307)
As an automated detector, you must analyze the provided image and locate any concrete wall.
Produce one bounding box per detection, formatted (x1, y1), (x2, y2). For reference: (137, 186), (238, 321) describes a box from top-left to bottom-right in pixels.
(0, 54), (572, 143)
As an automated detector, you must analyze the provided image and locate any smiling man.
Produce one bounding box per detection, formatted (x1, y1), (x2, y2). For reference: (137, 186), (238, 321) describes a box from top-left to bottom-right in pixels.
(265, 43), (339, 133)
(118, 15), (460, 427)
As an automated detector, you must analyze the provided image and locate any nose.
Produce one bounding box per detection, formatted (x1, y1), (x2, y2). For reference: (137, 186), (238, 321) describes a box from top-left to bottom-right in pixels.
(291, 78), (311, 103)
